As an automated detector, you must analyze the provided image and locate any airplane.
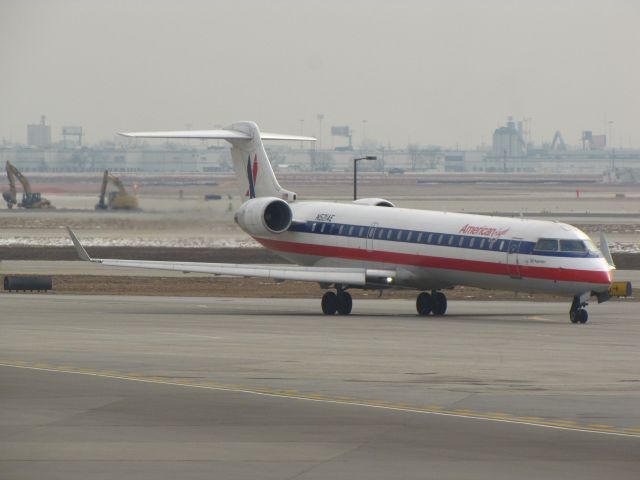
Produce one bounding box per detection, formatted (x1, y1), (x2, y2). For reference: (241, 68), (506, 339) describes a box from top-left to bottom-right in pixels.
(67, 121), (623, 324)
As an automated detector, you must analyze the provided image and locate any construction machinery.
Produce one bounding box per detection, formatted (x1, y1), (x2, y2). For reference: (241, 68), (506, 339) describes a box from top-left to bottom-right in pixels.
(95, 170), (139, 210)
(3, 161), (54, 209)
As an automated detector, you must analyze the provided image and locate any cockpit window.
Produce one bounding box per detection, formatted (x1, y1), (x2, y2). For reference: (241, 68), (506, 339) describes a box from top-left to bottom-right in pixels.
(583, 238), (600, 253)
(534, 238), (558, 252)
(559, 239), (587, 253)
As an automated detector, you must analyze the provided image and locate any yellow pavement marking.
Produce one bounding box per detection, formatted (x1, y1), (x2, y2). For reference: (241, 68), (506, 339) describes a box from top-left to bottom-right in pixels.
(1, 360), (639, 439)
(485, 412), (514, 418)
(520, 416), (544, 422)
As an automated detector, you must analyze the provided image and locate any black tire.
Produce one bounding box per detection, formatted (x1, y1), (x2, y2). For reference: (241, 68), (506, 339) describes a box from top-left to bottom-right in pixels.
(321, 291), (338, 315)
(416, 292), (432, 316)
(577, 309), (589, 324)
(432, 291), (447, 316)
(337, 291), (353, 315)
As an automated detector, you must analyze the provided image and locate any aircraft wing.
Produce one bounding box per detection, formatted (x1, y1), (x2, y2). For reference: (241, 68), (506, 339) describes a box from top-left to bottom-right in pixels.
(66, 228), (395, 287)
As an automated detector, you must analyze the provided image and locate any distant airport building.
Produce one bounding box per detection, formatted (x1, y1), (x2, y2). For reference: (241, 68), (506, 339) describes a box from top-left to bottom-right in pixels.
(27, 116), (51, 147)
(492, 117), (526, 157)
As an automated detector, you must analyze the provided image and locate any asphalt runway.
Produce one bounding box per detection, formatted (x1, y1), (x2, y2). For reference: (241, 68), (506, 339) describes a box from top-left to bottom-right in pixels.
(1, 295), (639, 479)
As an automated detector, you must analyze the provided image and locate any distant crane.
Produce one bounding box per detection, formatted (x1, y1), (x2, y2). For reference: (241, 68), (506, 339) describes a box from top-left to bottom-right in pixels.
(550, 130), (567, 151)
(95, 170), (139, 210)
(2, 161), (54, 209)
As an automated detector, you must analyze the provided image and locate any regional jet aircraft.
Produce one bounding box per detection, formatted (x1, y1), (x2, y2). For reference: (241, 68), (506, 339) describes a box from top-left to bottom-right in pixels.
(67, 121), (620, 323)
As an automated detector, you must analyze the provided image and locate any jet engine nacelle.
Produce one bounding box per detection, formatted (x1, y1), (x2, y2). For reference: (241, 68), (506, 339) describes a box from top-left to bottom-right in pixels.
(234, 197), (293, 235)
(352, 198), (395, 207)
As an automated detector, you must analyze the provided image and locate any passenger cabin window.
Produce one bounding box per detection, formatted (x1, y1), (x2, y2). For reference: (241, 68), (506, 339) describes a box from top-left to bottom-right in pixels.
(359, 226), (365, 237)
(339, 225), (345, 235)
(311, 222), (317, 232)
(387, 229), (393, 240)
(320, 223), (326, 233)
(377, 228), (384, 239)
(407, 232), (413, 242)
(560, 239), (587, 253)
(448, 235), (454, 246)
(348, 226), (354, 236)
(479, 238), (486, 249)
(417, 233), (423, 243)
(396, 231), (403, 241)
(534, 238), (559, 252)
(427, 233), (433, 243)
(438, 234), (444, 245)
(469, 238), (475, 248)
(458, 237), (464, 247)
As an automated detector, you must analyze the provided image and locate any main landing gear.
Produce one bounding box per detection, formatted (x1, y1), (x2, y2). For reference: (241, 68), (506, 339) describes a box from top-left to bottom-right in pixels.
(416, 291), (447, 316)
(569, 295), (589, 324)
(321, 289), (353, 315)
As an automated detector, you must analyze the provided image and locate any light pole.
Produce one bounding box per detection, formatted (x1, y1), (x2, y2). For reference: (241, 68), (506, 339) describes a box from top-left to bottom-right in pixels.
(317, 114), (324, 150)
(299, 119), (304, 149)
(362, 119), (367, 148)
(354, 155), (377, 200)
(608, 120), (614, 149)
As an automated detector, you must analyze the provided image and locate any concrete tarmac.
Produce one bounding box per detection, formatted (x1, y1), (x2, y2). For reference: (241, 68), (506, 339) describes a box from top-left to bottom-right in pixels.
(1, 295), (639, 479)
(2, 261), (639, 284)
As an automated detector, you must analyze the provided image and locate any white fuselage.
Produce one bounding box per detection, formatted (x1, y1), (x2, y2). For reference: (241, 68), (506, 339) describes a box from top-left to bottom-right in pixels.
(246, 201), (612, 296)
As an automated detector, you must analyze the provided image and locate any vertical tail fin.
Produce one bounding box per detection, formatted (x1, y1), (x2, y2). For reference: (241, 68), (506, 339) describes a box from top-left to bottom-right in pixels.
(119, 121), (315, 202)
(227, 121), (297, 201)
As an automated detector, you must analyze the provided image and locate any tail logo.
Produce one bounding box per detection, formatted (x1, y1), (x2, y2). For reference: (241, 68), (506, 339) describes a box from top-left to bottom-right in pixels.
(245, 154), (258, 198)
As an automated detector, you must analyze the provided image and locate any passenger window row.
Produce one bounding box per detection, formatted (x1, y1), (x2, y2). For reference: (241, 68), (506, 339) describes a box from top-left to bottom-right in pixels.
(307, 222), (509, 252)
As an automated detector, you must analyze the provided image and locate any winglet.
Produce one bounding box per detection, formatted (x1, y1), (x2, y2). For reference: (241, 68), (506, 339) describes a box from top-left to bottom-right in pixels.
(66, 227), (93, 262)
(599, 232), (615, 269)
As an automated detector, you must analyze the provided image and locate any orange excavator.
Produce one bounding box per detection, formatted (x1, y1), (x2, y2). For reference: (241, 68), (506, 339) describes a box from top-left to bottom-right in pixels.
(3, 161), (54, 209)
(95, 170), (139, 210)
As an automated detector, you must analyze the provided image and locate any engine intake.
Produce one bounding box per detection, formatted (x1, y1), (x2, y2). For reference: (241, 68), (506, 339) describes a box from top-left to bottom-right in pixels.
(352, 198), (395, 207)
(235, 197), (293, 235)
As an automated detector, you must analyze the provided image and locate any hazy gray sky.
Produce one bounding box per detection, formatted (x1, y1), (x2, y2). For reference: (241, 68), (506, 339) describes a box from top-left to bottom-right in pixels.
(1, 0), (639, 148)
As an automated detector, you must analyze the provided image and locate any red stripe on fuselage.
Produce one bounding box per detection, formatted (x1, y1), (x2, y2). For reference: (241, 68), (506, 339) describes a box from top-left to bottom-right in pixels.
(255, 237), (611, 285)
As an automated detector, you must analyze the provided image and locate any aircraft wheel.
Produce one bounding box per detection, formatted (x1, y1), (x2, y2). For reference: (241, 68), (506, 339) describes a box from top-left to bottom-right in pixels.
(576, 309), (589, 324)
(321, 291), (338, 315)
(337, 291), (352, 315)
(432, 291), (447, 316)
(569, 296), (588, 324)
(416, 292), (432, 316)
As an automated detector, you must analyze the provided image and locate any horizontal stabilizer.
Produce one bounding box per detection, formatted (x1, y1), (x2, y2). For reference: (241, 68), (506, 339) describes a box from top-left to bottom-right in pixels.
(118, 129), (251, 140)
(119, 130), (316, 142)
(261, 132), (316, 142)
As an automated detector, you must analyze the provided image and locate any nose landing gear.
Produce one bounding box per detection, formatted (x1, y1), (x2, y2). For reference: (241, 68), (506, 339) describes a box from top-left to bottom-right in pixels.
(569, 295), (589, 324)
(416, 291), (447, 316)
(321, 289), (353, 315)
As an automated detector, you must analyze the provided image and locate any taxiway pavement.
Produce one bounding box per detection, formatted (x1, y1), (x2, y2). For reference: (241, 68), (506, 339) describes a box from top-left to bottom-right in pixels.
(1, 295), (639, 479)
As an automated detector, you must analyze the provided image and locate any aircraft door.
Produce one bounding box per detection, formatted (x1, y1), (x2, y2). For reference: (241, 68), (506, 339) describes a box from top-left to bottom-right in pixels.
(507, 239), (522, 279)
(367, 223), (378, 252)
